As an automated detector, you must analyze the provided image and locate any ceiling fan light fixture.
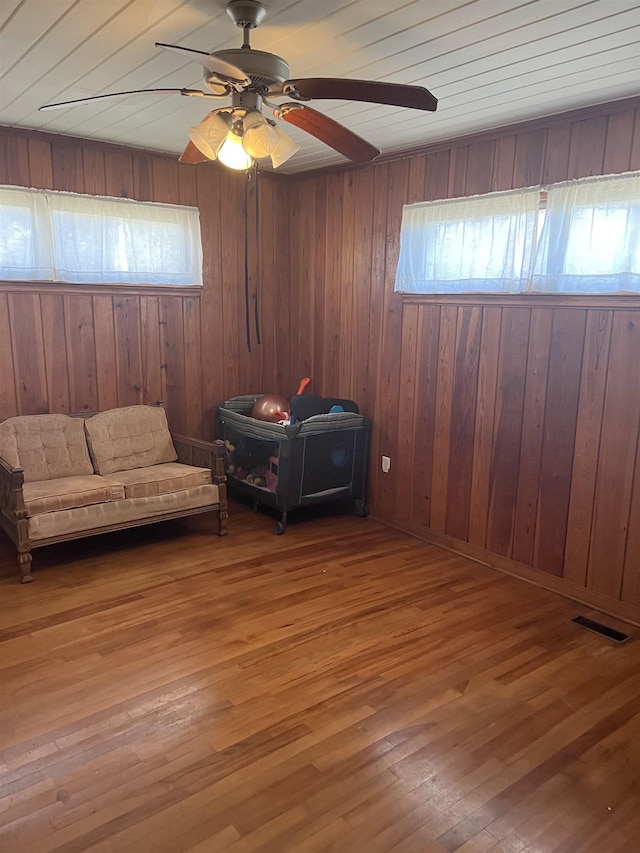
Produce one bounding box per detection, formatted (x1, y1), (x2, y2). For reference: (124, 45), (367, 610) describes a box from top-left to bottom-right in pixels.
(188, 112), (229, 159)
(270, 125), (300, 169)
(218, 130), (254, 171)
(241, 110), (279, 159)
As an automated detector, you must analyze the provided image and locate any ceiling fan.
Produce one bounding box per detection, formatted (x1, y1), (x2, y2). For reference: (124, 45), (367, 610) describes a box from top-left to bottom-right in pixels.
(39, 0), (438, 171)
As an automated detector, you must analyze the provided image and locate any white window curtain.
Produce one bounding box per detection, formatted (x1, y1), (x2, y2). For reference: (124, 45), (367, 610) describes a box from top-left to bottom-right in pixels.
(0, 186), (54, 280)
(394, 187), (540, 294)
(0, 186), (203, 286)
(530, 172), (640, 294)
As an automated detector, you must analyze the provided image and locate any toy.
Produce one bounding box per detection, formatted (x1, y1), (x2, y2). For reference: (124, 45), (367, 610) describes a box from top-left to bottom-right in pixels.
(263, 454), (279, 492)
(252, 394), (290, 423)
(295, 377), (312, 395)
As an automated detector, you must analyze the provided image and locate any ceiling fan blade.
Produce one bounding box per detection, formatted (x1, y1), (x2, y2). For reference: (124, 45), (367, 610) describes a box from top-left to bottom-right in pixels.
(284, 78), (438, 112)
(179, 140), (210, 165)
(155, 42), (249, 86)
(39, 88), (208, 111)
(279, 105), (379, 163)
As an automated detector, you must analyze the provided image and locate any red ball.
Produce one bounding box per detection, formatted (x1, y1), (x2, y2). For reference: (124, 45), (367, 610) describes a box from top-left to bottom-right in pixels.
(251, 394), (290, 423)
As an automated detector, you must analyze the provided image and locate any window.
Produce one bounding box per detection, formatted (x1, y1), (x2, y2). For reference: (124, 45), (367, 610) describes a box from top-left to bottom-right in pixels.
(395, 171), (640, 295)
(531, 173), (640, 294)
(0, 186), (203, 286)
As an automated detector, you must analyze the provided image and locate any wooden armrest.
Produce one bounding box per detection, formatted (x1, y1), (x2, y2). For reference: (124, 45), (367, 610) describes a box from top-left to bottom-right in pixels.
(171, 435), (226, 484)
(0, 457), (27, 518)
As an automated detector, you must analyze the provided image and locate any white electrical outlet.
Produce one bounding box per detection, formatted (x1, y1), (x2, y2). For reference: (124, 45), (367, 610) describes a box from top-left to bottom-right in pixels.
(382, 455), (391, 473)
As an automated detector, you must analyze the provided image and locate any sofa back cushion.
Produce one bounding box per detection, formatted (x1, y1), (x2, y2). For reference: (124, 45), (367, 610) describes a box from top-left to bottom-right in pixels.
(84, 405), (177, 475)
(0, 414), (94, 483)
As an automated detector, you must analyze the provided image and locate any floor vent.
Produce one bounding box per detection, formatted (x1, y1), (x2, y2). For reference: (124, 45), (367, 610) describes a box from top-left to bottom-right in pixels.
(571, 615), (630, 643)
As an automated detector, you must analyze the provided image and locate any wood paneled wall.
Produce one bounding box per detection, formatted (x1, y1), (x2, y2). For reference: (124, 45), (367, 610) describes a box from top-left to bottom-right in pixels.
(279, 98), (640, 623)
(2, 99), (640, 621)
(0, 129), (285, 436)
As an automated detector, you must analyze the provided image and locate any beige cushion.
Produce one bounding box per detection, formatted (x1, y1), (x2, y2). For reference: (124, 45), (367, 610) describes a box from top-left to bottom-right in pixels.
(84, 405), (177, 476)
(22, 475), (125, 517)
(103, 463), (211, 499)
(0, 415), (93, 483)
(28, 485), (220, 541)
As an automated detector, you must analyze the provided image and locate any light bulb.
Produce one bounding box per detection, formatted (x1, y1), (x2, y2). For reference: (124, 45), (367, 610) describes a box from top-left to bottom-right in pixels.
(270, 126), (300, 169)
(188, 113), (229, 160)
(218, 132), (254, 171)
(242, 110), (279, 159)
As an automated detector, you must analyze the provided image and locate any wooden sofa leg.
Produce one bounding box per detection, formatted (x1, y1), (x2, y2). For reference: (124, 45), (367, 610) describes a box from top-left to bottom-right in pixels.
(18, 550), (33, 584)
(217, 508), (228, 536)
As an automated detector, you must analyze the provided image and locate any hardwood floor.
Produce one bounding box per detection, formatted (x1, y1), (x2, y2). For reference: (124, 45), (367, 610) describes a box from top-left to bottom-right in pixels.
(1, 498), (639, 852)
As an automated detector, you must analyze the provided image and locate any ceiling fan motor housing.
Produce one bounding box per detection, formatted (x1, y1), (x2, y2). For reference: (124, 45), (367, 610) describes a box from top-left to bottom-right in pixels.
(207, 47), (290, 92)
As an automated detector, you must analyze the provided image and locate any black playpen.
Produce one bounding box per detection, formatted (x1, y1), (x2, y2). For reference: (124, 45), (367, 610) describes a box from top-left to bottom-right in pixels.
(216, 395), (370, 534)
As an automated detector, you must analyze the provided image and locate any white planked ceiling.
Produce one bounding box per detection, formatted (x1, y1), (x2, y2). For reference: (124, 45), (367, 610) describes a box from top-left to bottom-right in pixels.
(0, 0), (638, 174)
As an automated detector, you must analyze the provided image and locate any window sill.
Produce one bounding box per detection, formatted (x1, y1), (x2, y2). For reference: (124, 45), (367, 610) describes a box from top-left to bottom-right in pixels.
(399, 292), (640, 309)
(0, 281), (203, 297)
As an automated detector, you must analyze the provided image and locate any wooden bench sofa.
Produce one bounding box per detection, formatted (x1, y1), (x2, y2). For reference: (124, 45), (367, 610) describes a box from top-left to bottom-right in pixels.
(0, 404), (227, 583)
